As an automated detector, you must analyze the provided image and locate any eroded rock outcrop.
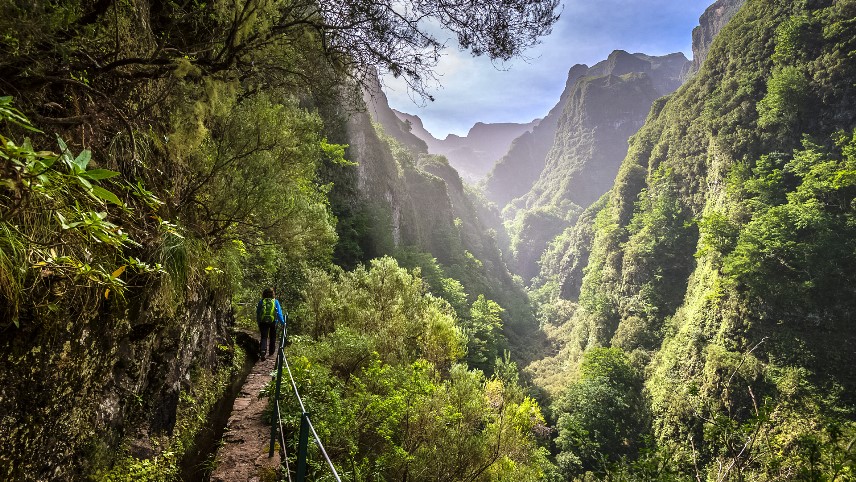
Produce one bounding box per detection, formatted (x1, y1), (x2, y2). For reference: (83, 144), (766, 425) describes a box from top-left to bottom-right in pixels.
(690, 0), (746, 74)
(0, 281), (233, 480)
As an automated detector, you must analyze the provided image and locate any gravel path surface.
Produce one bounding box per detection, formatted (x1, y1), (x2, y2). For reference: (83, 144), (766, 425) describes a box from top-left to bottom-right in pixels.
(210, 355), (281, 482)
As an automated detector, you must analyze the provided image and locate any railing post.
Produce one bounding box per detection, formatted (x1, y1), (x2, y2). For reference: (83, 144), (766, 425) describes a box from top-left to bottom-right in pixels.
(268, 401), (279, 458)
(295, 412), (310, 482)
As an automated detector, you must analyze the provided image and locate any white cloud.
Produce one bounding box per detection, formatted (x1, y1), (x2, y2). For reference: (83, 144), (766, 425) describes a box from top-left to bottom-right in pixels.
(384, 0), (714, 137)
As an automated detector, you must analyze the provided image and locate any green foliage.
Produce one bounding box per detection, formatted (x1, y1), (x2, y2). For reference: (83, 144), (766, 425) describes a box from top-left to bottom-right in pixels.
(554, 347), (649, 477)
(757, 65), (810, 130)
(301, 257), (465, 369)
(464, 295), (505, 372)
(771, 14), (816, 67)
(175, 91), (337, 253)
(758, 13), (821, 133)
(720, 132), (856, 317)
(508, 206), (574, 283)
(611, 169), (698, 352)
(395, 248), (468, 316)
(0, 99), (160, 326)
(394, 247), (509, 373)
(696, 211), (739, 260)
(277, 257), (553, 480)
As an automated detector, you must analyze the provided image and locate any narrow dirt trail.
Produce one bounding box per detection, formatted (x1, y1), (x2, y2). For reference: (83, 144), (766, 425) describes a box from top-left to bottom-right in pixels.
(210, 355), (280, 482)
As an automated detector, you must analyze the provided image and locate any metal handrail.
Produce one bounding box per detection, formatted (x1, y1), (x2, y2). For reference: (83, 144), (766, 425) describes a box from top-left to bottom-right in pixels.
(269, 317), (292, 481)
(306, 417), (341, 481)
(282, 353), (307, 414)
(269, 313), (342, 482)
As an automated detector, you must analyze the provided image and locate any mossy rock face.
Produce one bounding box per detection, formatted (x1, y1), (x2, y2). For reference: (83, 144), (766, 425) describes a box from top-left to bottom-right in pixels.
(542, 0), (856, 477)
(0, 281), (232, 480)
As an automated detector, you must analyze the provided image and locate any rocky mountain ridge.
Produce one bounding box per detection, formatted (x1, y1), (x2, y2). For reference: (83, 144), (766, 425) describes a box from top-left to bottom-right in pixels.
(499, 50), (691, 282)
(392, 110), (539, 183)
(690, 0), (747, 73)
(536, 0), (747, 298)
(483, 51), (689, 213)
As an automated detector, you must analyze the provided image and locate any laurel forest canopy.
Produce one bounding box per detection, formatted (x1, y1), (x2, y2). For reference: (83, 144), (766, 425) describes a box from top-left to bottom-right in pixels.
(0, 0), (561, 316)
(0, 0), (561, 479)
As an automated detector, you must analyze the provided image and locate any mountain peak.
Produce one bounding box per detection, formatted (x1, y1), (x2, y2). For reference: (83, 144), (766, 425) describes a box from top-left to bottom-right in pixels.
(691, 0), (745, 73)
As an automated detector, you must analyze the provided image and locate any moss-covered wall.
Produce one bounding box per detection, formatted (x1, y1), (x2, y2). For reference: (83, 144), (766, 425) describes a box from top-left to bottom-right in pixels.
(0, 278), (233, 480)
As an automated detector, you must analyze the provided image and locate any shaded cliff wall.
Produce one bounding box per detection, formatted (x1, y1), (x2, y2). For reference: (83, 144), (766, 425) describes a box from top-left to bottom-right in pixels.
(0, 275), (233, 480)
(343, 87), (540, 356)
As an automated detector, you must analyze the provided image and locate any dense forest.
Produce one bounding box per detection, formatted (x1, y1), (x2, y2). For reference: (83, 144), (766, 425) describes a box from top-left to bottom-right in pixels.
(1, 0), (855, 481)
(528, 0), (856, 479)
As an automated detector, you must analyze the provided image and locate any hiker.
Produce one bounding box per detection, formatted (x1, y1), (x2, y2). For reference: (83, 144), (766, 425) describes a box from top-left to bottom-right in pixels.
(256, 287), (285, 361)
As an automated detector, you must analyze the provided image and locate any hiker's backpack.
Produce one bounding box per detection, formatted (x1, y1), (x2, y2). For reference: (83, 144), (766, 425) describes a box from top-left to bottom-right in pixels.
(261, 298), (276, 323)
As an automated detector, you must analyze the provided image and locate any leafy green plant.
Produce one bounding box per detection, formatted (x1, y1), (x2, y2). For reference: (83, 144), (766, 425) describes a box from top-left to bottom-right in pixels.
(273, 257), (554, 481)
(554, 347), (649, 477)
(0, 98), (151, 324)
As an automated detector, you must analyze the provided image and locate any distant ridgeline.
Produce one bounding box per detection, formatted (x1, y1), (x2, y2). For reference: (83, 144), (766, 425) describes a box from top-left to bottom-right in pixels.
(393, 111), (540, 184)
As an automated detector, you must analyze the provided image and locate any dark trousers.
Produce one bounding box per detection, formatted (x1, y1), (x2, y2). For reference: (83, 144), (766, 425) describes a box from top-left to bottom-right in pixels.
(259, 322), (276, 356)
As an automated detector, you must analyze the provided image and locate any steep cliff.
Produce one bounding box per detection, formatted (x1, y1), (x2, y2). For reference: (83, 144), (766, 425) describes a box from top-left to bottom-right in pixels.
(689, 0), (746, 74)
(0, 247), (235, 480)
(363, 77), (429, 155)
(537, 0), (856, 476)
(483, 64), (589, 207)
(538, 0), (746, 302)
(506, 51), (690, 282)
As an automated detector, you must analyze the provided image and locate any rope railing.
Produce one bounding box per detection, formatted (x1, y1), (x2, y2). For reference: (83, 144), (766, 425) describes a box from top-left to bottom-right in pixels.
(269, 314), (342, 482)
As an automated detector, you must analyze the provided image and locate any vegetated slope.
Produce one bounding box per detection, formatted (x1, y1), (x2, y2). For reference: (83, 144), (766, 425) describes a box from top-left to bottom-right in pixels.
(534, 0), (856, 478)
(536, 0), (745, 301)
(518, 51), (688, 213)
(301, 99), (556, 478)
(504, 51), (690, 283)
(394, 110), (539, 183)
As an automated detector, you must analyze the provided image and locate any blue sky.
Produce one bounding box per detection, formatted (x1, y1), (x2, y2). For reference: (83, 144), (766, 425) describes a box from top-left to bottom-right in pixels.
(383, 0), (715, 138)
